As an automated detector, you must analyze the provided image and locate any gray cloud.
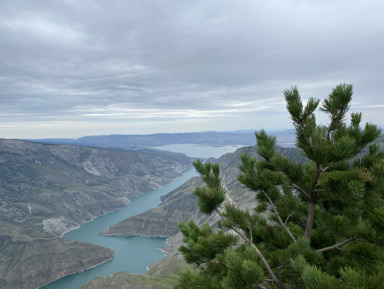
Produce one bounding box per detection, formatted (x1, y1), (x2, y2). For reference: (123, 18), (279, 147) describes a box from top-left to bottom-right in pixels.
(0, 0), (383, 138)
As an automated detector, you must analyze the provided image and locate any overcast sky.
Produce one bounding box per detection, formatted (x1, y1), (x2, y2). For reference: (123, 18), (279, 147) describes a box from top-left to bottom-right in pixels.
(1, 0), (383, 139)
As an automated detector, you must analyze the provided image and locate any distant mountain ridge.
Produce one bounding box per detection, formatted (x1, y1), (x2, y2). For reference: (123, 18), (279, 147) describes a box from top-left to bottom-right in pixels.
(25, 130), (296, 149)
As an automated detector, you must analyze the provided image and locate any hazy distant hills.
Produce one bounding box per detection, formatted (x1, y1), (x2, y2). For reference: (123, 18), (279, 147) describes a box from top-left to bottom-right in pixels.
(27, 130), (296, 149)
(0, 138), (192, 289)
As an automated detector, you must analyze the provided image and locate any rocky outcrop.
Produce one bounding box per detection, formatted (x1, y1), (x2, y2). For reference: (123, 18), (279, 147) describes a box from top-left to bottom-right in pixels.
(0, 139), (191, 235)
(101, 177), (202, 237)
(0, 222), (114, 289)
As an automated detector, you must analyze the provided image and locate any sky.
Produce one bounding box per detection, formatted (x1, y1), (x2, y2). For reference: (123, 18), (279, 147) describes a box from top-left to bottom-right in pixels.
(0, 0), (383, 139)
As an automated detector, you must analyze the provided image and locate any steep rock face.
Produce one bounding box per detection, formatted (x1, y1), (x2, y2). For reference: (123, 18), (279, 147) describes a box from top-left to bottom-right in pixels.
(0, 222), (114, 289)
(101, 177), (202, 237)
(0, 139), (191, 235)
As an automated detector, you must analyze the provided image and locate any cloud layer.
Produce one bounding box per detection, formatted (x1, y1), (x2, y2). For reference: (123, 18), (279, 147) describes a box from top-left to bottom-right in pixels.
(1, 0), (383, 138)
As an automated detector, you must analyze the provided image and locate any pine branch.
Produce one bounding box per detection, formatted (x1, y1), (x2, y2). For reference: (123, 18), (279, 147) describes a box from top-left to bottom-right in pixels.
(284, 213), (293, 224)
(325, 114), (337, 142)
(310, 164), (323, 192)
(286, 183), (310, 200)
(278, 170), (311, 200)
(313, 188), (327, 193)
(261, 190), (297, 243)
(214, 208), (287, 289)
(325, 105), (346, 142)
(317, 236), (359, 253)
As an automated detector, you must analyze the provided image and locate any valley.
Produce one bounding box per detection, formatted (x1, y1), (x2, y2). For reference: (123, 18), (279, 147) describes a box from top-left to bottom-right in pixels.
(0, 139), (191, 289)
(3, 130), (374, 289)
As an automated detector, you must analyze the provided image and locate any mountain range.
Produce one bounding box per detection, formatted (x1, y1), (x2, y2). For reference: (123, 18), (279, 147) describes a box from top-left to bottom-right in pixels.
(2, 130), (382, 289)
(26, 130), (296, 148)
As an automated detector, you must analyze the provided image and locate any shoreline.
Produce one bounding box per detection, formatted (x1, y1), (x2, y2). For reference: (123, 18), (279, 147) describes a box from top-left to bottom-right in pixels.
(38, 256), (114, 289)
(59, 200), (132, 238)
(100, 231), (172, 238)
(58, 168), (191, 238)
(58, 169), (189, 238)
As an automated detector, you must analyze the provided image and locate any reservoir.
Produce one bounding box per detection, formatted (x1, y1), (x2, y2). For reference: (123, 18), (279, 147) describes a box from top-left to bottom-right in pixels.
(41, 145), (242, 289)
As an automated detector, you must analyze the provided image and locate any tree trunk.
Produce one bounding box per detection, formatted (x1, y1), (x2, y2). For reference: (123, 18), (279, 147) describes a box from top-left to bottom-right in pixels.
(304, 201), (316, 239)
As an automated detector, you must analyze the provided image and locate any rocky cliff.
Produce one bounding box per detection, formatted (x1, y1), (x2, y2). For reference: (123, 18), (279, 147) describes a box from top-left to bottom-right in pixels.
(0, 222), (113, 289)
(101, 177), (202, 237)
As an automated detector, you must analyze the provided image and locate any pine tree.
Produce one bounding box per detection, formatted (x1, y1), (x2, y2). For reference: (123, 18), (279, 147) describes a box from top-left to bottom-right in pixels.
(176, 84), (384, 289)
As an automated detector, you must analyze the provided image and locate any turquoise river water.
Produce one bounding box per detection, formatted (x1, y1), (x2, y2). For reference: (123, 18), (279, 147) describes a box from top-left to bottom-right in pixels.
(40, 145), (242, 289)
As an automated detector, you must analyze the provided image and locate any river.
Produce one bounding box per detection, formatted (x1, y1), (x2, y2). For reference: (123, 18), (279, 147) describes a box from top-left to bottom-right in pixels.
(40, 144), (243, 289)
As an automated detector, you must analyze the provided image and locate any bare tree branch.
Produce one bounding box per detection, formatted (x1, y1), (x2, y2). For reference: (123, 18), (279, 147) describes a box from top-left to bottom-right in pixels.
(313, 189), (327, 192)
(317, 236), (360, 253)
(261, 190), (297, 243)
(285, 183), (310, 199)
(284, 213), (293, 225)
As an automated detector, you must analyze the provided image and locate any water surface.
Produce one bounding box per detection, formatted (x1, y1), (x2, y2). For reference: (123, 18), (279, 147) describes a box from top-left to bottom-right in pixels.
(152, 143), (243, 158)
